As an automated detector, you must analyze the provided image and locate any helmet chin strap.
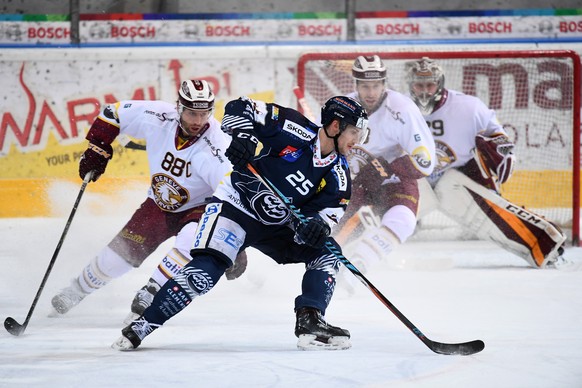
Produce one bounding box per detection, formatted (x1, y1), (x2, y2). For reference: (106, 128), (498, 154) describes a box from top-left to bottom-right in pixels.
(322, 124), (341, 154)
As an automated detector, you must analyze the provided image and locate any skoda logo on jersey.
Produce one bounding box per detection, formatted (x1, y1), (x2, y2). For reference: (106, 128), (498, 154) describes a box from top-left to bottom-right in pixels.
(152, 173), (189, 211)
(333, 164), (348, 192)
(250, 190), (290, 225)
(283, 120), (315, 141)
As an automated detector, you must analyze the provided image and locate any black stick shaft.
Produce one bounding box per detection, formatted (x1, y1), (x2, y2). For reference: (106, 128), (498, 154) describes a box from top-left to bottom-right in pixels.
(4, 172), (92, 336)
(247, 163), (484, 355)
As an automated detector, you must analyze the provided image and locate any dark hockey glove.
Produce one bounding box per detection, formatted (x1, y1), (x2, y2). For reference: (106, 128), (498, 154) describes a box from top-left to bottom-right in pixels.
(79, 141), (113, 182)
(225, 129), (259, 169)
(474, 133), (515, 184)
(353, 156), (399, 190)
(293, 217), (331, 249)
(225, 250), (248, 280)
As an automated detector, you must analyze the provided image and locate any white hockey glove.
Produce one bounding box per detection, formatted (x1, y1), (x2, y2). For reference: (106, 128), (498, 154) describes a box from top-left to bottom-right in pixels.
(474, 133), (515, 184)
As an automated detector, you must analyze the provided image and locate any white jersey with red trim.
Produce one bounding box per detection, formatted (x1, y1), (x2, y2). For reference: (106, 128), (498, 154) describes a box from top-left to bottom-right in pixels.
(423, 89), (506, 186)
(102, 100), (231, 213)
(347, 89), (435, 177)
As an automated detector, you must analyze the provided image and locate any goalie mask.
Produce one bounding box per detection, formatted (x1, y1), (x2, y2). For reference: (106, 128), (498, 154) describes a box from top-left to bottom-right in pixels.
(177, 79), (215, 136)
(405, 57), (445, 116)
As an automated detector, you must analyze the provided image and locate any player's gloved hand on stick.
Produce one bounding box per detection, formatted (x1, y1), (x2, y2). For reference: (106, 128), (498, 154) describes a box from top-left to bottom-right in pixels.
(79, 141), (113, 182)
(225, 250), (248, 280)
(293, 217), (331, 249)
(225, 129), (259, 169)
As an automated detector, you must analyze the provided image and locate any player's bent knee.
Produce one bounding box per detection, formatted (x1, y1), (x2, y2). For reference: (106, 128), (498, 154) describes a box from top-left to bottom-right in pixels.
(380, 205), (417, 243)
(190, 203), (246, 265)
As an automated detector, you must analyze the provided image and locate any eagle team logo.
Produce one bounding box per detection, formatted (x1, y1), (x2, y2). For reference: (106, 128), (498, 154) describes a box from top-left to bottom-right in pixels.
(151, 173), (189, 211)
(347, 145), (375, 177)
(434, 140), (457, 173)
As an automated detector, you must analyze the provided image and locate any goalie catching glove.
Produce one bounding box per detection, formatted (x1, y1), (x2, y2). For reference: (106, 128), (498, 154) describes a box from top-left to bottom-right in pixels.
(293, 216), (331, 249)
(474, 133), (515, 184)
(225, 129), (259, 169)
(79, 141), (113, 182)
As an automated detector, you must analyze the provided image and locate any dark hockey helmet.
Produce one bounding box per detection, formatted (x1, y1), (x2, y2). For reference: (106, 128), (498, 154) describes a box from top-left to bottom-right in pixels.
(352, 55), (387, 82)
(405, 57), (445, 115)
(177, 79), (215, 113)
(321, 96), (369, 143)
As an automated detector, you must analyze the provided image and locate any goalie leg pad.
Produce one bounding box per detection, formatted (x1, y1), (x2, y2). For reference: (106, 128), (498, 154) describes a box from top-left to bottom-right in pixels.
(417, 177), (440, 219)
(435, 169), (566, 268)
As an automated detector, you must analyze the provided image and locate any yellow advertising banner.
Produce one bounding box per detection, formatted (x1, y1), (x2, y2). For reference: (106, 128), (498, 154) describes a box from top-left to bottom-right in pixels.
(1, 55), (274, 217)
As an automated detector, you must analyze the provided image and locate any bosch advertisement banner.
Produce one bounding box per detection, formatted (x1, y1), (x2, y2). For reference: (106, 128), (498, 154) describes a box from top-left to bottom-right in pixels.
(355, 15), (582, 41)
(0, 11), (581, 45)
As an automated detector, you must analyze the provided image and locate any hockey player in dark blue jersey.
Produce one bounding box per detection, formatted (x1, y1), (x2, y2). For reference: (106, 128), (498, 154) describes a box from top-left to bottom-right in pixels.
(113, 95), (368, 351)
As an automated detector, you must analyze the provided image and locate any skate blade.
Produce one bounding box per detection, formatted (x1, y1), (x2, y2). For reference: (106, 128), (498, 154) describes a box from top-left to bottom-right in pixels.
(111, 335), (137, 351)
(296, 334), (351, 351)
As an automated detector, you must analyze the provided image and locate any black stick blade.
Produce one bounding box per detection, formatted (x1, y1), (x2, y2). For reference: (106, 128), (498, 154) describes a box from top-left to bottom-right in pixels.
(429, 339), (485, 356)
(4, 317), (25, 336)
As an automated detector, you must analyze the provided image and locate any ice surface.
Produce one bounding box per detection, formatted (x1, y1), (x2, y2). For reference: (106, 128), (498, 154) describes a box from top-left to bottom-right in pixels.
(1, 210), (581, 388)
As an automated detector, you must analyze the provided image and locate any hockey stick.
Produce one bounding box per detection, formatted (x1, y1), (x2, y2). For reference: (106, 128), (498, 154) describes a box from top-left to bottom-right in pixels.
(118, 134), (146, 151)
(4, 172), (93, 336)
(247, 163), (484, 356)
(293, 86), (316, 121)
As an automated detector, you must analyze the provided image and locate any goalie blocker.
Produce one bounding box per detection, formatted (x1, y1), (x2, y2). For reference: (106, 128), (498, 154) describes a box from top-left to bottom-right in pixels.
(433, 169), (566, 268)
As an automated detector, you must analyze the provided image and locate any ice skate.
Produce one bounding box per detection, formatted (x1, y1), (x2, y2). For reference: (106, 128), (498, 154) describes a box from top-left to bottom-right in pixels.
(112, 318), (160, 351)
(124, 278), (160, 325)
(50, 278), (89, 315)
(545, 246), (580, 271)
(294, 307), (351, 350)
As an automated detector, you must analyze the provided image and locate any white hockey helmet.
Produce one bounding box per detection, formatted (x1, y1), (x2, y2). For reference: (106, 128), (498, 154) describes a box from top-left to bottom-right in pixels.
(177, 79), (215, 113)
(405, 57), (445, 115)
(352, 55), (387, 82)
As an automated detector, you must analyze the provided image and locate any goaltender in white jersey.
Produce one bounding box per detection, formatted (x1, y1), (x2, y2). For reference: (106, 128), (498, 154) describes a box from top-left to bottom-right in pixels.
(51, 80), (246, 322)
(407, 57), (566, 268)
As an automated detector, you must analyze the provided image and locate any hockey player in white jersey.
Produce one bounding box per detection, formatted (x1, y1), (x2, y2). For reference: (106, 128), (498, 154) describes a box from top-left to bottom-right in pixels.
(333, 55), (436, 290)
(407, 57), (566, 268)
(51, 80), (247, 321)
(113, 95), (369, 351)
